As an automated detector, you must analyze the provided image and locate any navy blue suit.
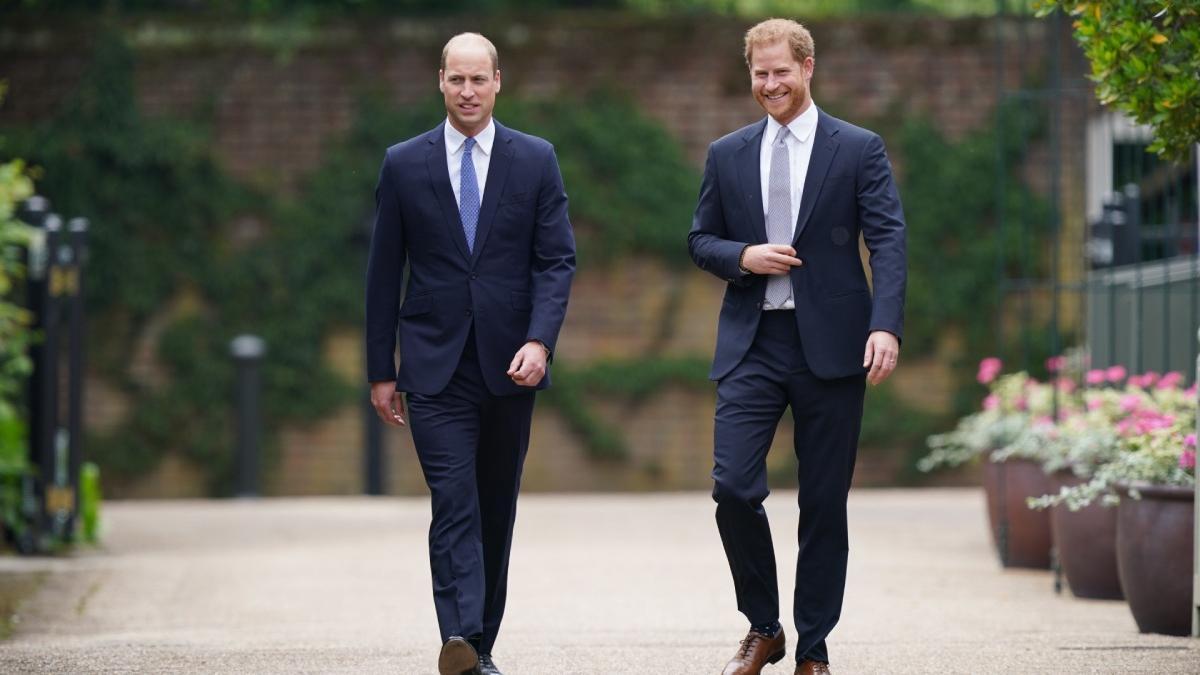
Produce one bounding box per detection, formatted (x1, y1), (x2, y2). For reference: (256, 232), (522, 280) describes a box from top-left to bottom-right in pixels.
(365, 120), (575, 652)
(688, 111), (906, 664)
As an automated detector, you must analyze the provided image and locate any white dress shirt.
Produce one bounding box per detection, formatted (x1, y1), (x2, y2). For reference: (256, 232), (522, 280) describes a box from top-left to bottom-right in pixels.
(759, 103), (818, 310)
(445, 118), (494, 207)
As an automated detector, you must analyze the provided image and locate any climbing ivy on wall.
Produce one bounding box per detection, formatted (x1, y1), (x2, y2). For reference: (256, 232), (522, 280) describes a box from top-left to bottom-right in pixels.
(0, 34), (706, 488)
(0, 29), (1053, 488)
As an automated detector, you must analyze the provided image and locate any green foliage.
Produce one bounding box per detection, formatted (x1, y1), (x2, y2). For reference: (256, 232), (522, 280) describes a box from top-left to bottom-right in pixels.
(4, 34), (353, 492)
(0, 33), (707, 484)
(0, 25), (1057, 482)
(0, 83), (36, 543)
(1036, 1), (1200, 161)
(0, 416), (31, 543)
(77, 461), (100, 543)
(543, 356), (712, 459)
(0, 156), (35, 427)
(859, 381), (944, 479)
(894, 102), (1051, 361)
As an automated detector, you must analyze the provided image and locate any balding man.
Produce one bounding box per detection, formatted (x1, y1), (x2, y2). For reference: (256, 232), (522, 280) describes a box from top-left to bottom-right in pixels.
(365, 32), (575, 675)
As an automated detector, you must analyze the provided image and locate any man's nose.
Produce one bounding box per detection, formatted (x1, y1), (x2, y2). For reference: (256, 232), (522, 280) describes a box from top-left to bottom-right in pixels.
(461, 85), (476, 99)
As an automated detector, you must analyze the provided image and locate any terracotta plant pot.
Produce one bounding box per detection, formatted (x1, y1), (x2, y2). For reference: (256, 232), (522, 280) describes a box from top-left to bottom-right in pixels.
(982, 457), (1053, 568)
(1050, 473), (1123, 600)
(1115, 484), (1195, 636)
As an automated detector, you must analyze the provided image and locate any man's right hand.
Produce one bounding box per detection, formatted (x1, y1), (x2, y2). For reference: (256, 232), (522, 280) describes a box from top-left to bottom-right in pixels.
(370, 381), (406, 427)
(741, 244), (803, 275)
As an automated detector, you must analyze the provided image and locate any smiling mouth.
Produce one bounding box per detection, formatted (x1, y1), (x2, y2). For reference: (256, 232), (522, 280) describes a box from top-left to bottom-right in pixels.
(765, 92), (788, 102)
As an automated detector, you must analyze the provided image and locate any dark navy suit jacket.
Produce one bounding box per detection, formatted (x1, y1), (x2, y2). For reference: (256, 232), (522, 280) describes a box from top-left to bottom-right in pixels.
(365, 120), (576, 396)
(688, 111), (907, 381)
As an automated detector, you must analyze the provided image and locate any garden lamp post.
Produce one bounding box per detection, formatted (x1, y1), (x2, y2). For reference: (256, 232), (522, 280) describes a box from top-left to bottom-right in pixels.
(230, 334), (266, 498)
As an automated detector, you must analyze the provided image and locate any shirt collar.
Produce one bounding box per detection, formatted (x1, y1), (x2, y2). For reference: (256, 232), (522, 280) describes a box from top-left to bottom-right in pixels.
(444, 118), (495, 156)
(765, 103), (819, 145)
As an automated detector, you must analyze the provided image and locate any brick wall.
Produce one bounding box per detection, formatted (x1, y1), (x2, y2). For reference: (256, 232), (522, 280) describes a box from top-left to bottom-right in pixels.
(0, 13), (1088, 496)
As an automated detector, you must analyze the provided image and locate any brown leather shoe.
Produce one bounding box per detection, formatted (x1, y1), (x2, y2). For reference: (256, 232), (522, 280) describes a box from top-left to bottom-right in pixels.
(795, 659), (831, 675)
(721, 628), (786, 675)
(438, 636), (481, 675)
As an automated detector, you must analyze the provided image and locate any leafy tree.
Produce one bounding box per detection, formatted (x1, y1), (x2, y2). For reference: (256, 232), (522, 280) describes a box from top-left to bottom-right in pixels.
(1036, 1), (1200, 160)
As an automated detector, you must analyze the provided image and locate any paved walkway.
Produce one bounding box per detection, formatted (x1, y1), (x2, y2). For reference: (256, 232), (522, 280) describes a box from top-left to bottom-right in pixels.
(0, 489), (1196, 673)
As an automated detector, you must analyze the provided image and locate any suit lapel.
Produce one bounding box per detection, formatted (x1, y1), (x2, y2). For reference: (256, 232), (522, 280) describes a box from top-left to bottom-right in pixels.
(426, 124), (472, 261)
(735, 119), (769, 245)
(793, 112), (840, 244)
(470, 121), (514, 266)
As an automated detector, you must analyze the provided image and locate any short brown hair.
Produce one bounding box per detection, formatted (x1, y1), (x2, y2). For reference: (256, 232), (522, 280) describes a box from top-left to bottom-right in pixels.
(744, 18), (815, 66)
(441, 32), (500, 73)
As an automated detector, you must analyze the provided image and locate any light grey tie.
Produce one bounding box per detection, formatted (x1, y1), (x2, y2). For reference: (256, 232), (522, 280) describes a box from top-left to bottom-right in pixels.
(764, 126), (793, 308)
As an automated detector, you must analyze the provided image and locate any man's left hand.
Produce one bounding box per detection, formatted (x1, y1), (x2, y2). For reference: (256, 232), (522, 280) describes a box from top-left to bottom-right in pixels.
(507, 341), (549, 387)
(863, 331), (900, 386)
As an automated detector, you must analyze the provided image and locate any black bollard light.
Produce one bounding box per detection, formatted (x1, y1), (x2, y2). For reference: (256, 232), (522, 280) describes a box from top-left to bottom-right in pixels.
(44, 217), (79, 541)
(64, 217), (89, 539)
(364, 387), (384, 495)
(230, 335), (266, 498)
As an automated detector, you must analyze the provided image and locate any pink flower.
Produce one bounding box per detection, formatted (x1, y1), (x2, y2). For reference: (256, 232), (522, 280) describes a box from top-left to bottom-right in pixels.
(982, 394), (999, 411)
(1119, 394), (1141, 413)
(1116, 419), (1135, 436)
(1105, 365), (1127, 383)
(1181, 449), (1196, 470)
(1085, 369), (1106, 385)
(1186, 434), (1197, 449)
(1056, 378), (1076, 393)
(1156, 371), (1184, 390)
(1014, 396), (1028, 411)
(977, 357), (1003, 385)
(1086, 397), (1104, 411)
(1045, 355), (1066, 373)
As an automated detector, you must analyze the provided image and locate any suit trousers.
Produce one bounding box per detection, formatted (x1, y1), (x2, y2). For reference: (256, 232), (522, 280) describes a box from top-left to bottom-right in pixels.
(407, 326), (535, 653)
(712, 310), (865, 664)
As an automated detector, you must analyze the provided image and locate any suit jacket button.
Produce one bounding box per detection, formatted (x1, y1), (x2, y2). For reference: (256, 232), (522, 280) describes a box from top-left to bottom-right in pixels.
(470, 274), (478, 280)
(796, 258), (804, 266)
(465, 309), (472, 317)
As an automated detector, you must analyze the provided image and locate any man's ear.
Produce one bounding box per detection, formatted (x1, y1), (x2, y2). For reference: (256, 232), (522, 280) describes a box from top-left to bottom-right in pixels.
(495, 69), (502, 94)
(438, 69), (445, 93)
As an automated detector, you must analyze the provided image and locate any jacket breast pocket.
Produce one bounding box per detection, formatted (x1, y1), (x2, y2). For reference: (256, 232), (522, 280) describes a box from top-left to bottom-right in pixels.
(500, 191), (534, 206)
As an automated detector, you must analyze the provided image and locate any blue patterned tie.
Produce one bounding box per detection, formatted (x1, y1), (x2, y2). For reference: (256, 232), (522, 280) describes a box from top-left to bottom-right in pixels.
(459, 137), (480, 253)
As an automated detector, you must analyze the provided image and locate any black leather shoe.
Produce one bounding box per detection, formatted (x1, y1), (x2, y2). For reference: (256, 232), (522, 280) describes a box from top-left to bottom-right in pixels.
(438, 636), (481, 675)
(479, 654), (503, 675)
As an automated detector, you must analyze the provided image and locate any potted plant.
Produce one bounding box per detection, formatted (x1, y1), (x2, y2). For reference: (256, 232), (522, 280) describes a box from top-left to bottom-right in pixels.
(1031, 372), (1196, 635)
(1023, 367), (1134, 601)
(921, 360), (1054, 569)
